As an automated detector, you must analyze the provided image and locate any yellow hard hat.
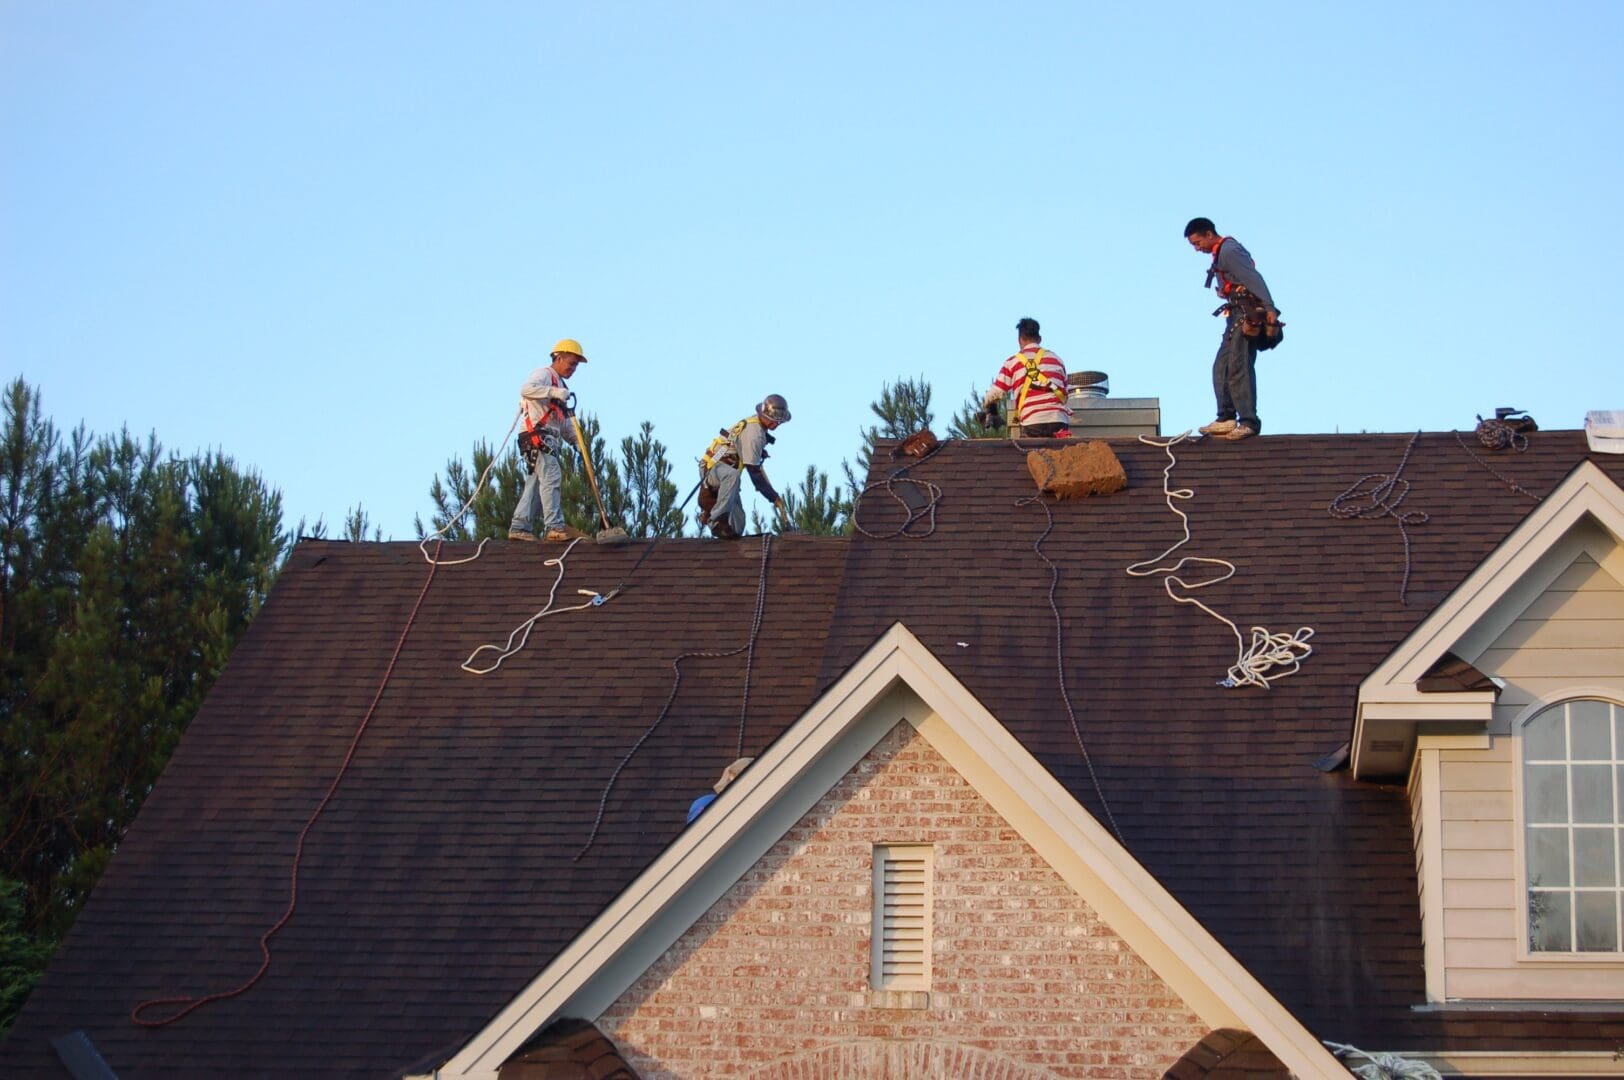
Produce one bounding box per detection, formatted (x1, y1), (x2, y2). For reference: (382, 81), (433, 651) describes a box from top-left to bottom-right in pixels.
(551, 338), (588, 362)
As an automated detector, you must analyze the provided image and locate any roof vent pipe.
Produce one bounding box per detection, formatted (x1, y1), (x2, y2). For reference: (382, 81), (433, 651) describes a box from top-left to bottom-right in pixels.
(1070, 371), (1110, 398)
(1065, 372), (1161, 438)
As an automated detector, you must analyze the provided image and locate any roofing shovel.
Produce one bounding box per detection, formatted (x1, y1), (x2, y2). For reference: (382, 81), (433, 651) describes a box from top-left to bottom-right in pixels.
(564, 397), (631, 545)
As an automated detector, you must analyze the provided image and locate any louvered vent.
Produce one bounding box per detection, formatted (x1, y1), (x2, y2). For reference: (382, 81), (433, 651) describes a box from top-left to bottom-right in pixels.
(871, 844), (932, 990)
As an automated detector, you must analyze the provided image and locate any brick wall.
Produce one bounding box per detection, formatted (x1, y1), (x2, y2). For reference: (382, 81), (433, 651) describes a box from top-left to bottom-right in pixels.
(597, 722), (1211, 1078)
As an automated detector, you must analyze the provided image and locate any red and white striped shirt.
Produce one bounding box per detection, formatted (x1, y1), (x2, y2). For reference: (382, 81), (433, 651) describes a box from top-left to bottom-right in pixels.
(988, 346), (1071, 426)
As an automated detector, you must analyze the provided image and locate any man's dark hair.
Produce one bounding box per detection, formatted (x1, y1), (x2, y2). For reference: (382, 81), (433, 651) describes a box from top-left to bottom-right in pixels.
(1184, 217), (1217, 238)
(1015, 317), (1041, 341)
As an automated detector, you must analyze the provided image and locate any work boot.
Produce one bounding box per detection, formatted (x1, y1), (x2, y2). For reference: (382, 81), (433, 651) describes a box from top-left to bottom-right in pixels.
(1198, 418), (1237, 436)
(544, 525), (589, 541)
(709, 519), (739, 541)
(508, 528), (539, 542)
(1223, 424), (1257, 442)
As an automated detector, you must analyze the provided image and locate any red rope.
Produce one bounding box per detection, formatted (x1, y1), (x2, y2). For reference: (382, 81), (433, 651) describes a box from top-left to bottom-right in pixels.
(132, 541), (443, 1027)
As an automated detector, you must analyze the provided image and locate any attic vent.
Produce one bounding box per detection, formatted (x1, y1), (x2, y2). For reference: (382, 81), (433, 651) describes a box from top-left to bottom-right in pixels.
(871, 844), (932, 990)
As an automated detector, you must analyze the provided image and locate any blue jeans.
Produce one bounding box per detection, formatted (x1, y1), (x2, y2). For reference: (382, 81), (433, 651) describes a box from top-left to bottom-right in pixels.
(1212, 319), (1261, 433)
(705, 462), (746, 535)
(511, 450), (564, 532)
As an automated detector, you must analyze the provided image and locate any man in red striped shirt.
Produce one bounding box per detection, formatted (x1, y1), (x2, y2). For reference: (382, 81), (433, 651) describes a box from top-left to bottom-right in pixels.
(981, 317), (1071, 437)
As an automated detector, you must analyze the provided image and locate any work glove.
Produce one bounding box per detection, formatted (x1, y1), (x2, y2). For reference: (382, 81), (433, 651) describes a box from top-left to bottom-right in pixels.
(545, 387), (570, 401)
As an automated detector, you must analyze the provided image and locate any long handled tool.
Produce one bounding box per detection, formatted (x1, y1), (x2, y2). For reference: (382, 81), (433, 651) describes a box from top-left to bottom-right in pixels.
(565, 397), (630, 545)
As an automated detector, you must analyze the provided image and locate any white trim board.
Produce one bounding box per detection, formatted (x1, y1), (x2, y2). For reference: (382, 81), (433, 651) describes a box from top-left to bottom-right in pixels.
(1353, 462), (1624, 779)
(422, 622), (1347, 1080)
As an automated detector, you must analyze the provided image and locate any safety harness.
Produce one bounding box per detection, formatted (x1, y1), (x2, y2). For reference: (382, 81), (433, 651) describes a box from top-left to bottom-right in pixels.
(702, 416), (765, 472)
(1012, 348), (1067, 417)
(1203, 237), (1238, 296)
(518, 389), (568, 467)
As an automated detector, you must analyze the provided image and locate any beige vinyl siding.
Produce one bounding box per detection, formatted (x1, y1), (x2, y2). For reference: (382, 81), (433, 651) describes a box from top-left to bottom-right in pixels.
(1437, 549), (1624, 999)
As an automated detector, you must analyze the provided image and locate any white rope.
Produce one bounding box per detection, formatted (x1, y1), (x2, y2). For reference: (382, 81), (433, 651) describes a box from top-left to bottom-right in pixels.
(461, 538), (605, 675)
(417, 409), (524, 566)
(1325, 1042), (1444, 1080)
(1125, 432), (1313, 689)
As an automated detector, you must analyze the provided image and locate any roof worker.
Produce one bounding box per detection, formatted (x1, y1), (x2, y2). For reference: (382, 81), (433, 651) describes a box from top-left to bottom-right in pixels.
(508, 339), (591, 542)
(1184, 218), (1281, 442)
(687, 757), (754, 824)
(697, 395), (792, 540)
(980, 317), (1071, 437)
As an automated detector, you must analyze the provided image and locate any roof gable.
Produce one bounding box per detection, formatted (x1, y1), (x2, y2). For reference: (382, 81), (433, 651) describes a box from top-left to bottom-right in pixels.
(1354, 460), (1624, 776)
(433, 622), (1345, 1080)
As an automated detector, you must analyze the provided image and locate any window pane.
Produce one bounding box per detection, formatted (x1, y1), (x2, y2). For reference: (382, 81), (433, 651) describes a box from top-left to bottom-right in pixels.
(1527, 764), (1568, 823)
(1575, 828), (1617, 887)
(1574, 765), (1614, 825)
(1525, 708), (1567, 761)
(1530, 890), (1572, 951)
(1528, 827), (1570, 886)
(1576, 891), (1620, 952)
(1572, 700), (1613, 760)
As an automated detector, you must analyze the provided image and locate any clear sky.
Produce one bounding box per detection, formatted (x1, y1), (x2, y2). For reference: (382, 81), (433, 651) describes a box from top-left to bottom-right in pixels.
(3, 2), (1619, 540)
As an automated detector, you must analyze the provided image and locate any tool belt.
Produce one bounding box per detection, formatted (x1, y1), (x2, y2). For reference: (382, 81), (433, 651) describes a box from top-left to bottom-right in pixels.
(518, 428), (559, 470)
(1216, 288), (1284, 351)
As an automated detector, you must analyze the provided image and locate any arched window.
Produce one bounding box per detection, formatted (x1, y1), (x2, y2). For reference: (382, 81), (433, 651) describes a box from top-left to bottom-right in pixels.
(1524, 698), (1623, 953)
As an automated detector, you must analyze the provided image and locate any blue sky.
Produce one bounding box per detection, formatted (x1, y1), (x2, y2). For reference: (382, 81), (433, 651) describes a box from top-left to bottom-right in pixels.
(3, 2), (1619, 539)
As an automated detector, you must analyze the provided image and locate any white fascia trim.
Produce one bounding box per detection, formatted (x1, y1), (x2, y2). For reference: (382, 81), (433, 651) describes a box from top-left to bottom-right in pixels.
(1353, 462), (1624, 778)
(1400, 1050), (1624, 1076)
(433, 622), (1346, 1080)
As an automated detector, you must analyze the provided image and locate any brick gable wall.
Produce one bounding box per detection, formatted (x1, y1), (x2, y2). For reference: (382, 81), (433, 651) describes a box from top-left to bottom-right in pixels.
(597, 722), (1210, 1078)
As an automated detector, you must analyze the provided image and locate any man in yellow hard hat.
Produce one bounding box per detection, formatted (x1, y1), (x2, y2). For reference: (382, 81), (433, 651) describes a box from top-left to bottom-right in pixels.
(509, 339), (590, 542)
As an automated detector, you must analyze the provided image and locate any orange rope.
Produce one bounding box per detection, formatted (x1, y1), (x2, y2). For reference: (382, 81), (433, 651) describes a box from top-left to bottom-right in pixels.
(132, 540), (444, 1027)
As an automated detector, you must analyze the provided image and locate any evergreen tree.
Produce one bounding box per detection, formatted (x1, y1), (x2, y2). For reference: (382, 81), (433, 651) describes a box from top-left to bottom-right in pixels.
(0, 876), (52, 1036)
(0, 378), (286, 1033)
(416, 437), (528, 541)
(618, 421), (684, 538)
(840, 376), (934, 498)
(948, 384), (1004, 439)
(779, 465), (847, 535)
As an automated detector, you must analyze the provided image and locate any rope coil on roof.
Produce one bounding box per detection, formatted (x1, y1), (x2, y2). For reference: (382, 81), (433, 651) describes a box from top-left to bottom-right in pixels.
(575, 535), (774, 860)
(1325, 1041), (1444, 1080)
(1327, 430), (1430, 604)
(850, 440), (946, 539)
(1127, 433), (1314, 689)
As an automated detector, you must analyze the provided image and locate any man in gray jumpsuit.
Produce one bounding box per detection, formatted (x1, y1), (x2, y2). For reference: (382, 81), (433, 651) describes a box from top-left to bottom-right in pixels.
(1184, 218), (1279, 442)
(699, 395), (791, 539)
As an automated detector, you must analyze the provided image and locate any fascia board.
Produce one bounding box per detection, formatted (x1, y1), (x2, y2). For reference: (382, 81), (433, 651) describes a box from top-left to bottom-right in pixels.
(1358, 697), (1497, 719)
(436, 622), (1347, 1080)
(1400, 1050), (1624, 1076)
(1358, 462), (1624, 703)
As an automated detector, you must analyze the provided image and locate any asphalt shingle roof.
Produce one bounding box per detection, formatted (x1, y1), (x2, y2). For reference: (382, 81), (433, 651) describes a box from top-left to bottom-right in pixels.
(6, 430), (1624, 1076)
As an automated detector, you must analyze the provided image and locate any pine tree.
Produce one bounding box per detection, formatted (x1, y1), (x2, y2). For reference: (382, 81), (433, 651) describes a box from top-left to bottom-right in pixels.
(948, 383), (1004, 439)
(840, 376), (934, 498)
(618, 421), (684, 537)
(779, 465), (847, 535)
(0, 378), (286, 1033)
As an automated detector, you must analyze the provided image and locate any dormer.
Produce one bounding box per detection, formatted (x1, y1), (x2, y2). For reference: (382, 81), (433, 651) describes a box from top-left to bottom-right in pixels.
(1351, 461), (1624, 1001)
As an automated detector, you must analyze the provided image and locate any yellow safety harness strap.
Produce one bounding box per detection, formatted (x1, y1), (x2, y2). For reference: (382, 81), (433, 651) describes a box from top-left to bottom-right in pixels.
(1012, 348), (1064, 416)
(701, 416), (759, 470)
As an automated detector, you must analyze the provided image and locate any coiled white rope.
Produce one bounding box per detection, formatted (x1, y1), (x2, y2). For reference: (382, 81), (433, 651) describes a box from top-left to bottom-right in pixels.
(417, 409), (524, 566)
(460, 537), (605, 675)
(1325, 1042), (1444, 1080)
(1125, 432), (1313, 689)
